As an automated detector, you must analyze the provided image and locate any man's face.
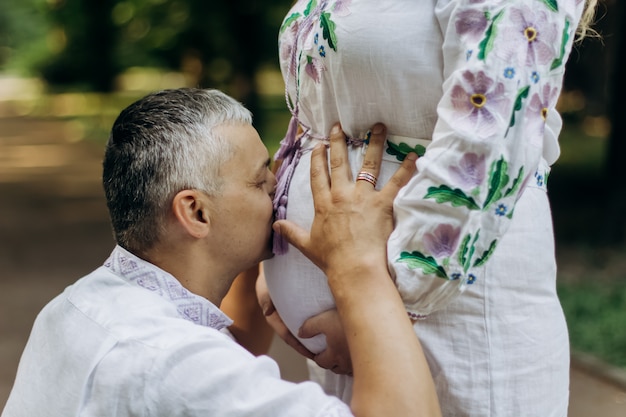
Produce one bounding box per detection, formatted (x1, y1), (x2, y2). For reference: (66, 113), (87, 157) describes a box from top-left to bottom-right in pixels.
(209, 124), (277, 269)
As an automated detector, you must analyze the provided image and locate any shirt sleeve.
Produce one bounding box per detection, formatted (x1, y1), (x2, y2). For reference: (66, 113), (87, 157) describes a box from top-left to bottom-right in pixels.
(148, 332), (354, 417)
(387, 0), (584, 318)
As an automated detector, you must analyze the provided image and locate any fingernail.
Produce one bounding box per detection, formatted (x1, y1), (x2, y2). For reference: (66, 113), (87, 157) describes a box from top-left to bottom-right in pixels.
(372, 124), (384, 134)
(331, 124), (341, 134)
(406, 152), (418, 161)
(272, 222), (281, 233)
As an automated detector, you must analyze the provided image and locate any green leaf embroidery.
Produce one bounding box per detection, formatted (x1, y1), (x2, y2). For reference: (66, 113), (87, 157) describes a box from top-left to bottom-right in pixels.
(465, 232), (480, 271)
(320, 12), (338, 51)
(458, 234), (471, 269)
(425, 185), (480, 210)
(477, 10), (504, 61)
(509, 86), (530, 128)
(473, 239), (498, 267)
(506, 207), (515, 219)
(483, 157), (509, 210)
(397, 251), (448, 279)
(457, 231), (478, 272)
(540, 0), (558, 12)
(386, 140), (427, 161)
(503, 166), (524, 198)
(551, 20), (570, 70)
(280, 12), (301, 33)
(303, 0), (317, 16)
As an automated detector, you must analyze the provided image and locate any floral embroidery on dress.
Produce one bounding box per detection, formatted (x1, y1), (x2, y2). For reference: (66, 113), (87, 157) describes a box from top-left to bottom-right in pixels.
(425, 156), (524, 215)
(279, 0), (351, 84)
(448, 70), (511, 139)
(449, 152), (487, 190)
(496, 6), (559, 67)
(526, 83), (559, 146)
(395, 1), (578, 286)
(423, 224), (462, 261)
(386, 140), (427, 161)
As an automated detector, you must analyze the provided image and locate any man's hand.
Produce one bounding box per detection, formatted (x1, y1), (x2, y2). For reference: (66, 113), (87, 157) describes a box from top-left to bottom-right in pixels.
(272, 122), (417, 281)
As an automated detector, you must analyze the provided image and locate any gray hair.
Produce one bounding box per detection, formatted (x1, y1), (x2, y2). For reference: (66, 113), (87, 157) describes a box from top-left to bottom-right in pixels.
(103, 88), (253, 253)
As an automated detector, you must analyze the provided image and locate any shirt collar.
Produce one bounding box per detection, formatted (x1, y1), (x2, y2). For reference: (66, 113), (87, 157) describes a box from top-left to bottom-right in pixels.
(103, 245), (233, 330)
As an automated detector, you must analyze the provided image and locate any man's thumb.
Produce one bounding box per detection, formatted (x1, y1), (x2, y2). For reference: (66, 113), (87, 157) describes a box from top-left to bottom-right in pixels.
(273, 220), (309, 253)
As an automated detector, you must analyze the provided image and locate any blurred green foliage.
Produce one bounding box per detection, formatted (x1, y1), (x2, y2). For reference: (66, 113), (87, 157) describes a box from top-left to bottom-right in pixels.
(559, 281), (626, 369)
(0, 0), (50, 74)
(0, 0), (293, 94)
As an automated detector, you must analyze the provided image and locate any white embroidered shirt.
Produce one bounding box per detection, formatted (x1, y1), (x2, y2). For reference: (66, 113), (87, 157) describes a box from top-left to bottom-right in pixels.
(2, 245), (352, 417)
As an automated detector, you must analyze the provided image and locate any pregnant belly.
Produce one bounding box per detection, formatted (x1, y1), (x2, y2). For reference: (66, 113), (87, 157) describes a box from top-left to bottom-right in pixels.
(263, 147), (402, 353)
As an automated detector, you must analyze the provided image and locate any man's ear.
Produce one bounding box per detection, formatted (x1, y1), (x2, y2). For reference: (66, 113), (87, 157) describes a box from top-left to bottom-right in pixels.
(171, 190), (211, 238)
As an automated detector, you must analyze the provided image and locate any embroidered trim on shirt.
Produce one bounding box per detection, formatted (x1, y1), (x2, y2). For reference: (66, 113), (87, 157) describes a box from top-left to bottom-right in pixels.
(104, 245), (233, 330)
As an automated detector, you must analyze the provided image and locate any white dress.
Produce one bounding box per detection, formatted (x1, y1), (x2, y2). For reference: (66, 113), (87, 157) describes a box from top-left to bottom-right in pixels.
(264, 0), (583, 415)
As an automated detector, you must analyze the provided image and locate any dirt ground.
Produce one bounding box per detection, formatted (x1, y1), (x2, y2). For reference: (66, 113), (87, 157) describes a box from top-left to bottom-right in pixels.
(1, 116), (624, 415)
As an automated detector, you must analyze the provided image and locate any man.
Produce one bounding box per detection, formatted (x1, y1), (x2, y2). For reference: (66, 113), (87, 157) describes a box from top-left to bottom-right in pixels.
(2, 88), (440, 417)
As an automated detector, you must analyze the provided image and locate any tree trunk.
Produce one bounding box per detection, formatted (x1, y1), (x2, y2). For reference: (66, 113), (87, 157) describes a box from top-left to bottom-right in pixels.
(83, 0), (117, 92)
(601, 0), (626, 243)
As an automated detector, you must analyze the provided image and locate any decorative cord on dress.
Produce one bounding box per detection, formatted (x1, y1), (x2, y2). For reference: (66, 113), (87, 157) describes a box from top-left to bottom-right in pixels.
(272, 1), (366, 254)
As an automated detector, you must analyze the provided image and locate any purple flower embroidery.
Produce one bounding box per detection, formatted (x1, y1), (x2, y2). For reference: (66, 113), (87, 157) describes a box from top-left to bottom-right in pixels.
(280, 21), (300, 77)
(448, 70), (510, 138)
(525, 83), (559, 146)
(305, 56), (326, 83)
(450, 152), (486, 188)
(496, 6), (559, 67)
(332, 0), (352, 17)
(423, 224), (462, 258)
(456, 9), (489, 42)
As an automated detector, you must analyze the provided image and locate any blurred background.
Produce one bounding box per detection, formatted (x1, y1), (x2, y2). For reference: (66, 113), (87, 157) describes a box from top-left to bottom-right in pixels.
(0, 0), (625, 414)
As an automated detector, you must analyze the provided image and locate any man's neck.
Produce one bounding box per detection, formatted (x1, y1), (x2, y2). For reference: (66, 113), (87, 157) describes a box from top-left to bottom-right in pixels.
(140, 244), (235, 306)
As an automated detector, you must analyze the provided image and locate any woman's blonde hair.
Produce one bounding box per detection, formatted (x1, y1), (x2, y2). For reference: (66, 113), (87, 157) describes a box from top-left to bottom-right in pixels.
(577, 0), (599, 40)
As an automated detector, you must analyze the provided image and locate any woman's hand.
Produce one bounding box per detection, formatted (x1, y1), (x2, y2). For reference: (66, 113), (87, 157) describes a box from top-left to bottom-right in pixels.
(256, 268), (315, 360)
(299, 309), (351, 375)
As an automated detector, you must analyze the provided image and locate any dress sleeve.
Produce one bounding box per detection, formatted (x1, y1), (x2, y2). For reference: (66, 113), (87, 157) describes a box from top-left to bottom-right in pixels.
(387, 0), (584, 319)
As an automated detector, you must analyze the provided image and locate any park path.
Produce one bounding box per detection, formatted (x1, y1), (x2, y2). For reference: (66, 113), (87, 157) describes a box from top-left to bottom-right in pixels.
(0, 116), (624, 415)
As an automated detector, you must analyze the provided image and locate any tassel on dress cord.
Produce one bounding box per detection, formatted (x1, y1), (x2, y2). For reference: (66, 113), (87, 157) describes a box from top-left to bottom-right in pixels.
(272, 115), (301, 255)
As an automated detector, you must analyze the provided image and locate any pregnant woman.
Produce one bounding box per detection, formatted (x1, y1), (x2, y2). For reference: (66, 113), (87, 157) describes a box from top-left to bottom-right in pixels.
(263, 0), (597, 415)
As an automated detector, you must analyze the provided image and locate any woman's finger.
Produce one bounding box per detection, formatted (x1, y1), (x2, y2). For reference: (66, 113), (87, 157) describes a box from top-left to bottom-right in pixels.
(265, 311), (315, 360)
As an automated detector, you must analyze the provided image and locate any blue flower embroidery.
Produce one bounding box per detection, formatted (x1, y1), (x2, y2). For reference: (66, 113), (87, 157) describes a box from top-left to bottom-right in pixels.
(535, 173), (544, 187)
(531, 71), (540, 83)
(314, 33), (319, 45)
(451, 272), (462, 281)
(466, 50), (473, 61)
(319, 45), (326, 57)
(495, 203), (508, 216)
(467, 274), (476, 284)
(504, 67), (516, 79)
